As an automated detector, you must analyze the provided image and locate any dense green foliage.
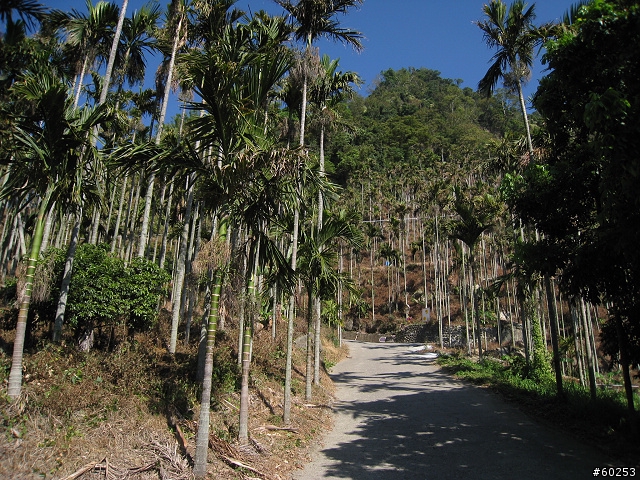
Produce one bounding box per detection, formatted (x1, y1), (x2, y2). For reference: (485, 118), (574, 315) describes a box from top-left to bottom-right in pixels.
(327, 67), (523, 186)
(52, 244), (169, 335)
(506, 0), (640, 363)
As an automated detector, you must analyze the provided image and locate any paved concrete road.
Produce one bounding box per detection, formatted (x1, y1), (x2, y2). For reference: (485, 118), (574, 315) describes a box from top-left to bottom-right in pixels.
(294, 341), (616, 480)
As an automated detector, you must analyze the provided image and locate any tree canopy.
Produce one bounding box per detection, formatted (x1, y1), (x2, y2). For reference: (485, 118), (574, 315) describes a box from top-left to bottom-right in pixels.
(506, 0), (640, 360)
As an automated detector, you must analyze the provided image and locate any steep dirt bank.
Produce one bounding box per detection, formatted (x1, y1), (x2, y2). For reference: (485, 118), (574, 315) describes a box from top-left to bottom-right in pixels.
(0, 323), (346, 479)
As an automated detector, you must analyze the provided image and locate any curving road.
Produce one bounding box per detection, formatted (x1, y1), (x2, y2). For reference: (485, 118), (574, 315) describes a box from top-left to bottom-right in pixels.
(294, 340), (616, 480)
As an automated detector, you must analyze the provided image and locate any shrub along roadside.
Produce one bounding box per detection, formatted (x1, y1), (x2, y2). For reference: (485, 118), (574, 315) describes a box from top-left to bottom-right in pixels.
(437, 353), (640, 462)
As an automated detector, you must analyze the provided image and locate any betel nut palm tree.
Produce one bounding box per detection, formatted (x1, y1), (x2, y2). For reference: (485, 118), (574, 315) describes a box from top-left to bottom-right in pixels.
(478, 1), (566, 394)
(136, 0), (188, 260)
(52, 0), (151, 343)
(309, 55), (360, 384)
(297, 209), (363, 401)
(177, 9), (294, 475)
(476, 0), (542, 158)
(448, 184), (503, 359)
(51, 0), (119, 108)
(276, 0), (363, 422)
(0, 67), (109, 399)
(276, 0), (363, 147)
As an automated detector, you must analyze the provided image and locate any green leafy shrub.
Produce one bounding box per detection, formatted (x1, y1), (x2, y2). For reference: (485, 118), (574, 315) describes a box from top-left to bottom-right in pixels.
(120, 257), (170, 332)
(66, 244), (128, 330)
(42, 244), (169, 341)
(530, 317), (553, 383)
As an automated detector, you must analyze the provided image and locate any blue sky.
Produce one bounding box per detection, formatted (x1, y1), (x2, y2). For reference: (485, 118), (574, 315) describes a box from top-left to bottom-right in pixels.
(40, 0), (579, 112)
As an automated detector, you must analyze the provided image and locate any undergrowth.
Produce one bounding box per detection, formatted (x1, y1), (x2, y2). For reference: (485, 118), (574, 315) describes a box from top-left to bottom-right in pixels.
(437, 352), (640, 463)
(0, 323), (347, 479)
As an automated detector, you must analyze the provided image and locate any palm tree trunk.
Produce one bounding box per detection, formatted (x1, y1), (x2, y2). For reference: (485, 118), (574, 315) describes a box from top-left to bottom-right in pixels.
(73, 56), (89, 109)
(16, 212), (27, 258)
(544, 275), (564, 398)
(516, 80), (534, 157)
(7, 193), (49, 399)
(184, 201), (200, 345)
(239, 244), (258, 445)
(370, 234), (375, 324)
(89, 205), (101, 245)
(579, 298), (598, 400)
(169, 173), (195, 354)
(570, 300), (586, 386)
(461, 242), (472, 355)
(123, 173), (140, 260)
(313, 295), (321, 385)
(52, 209), (82, 342)
(305, 287), (314, 402)
(471, 259), (483, 359)
(41, 201), (56, 252)
(152, 181), (167, 263)
(159, 179), (174, 270)
(238, 311), (253, 444)
(105, 181), (116, 234)
(284, 206), (300, 424)
(99, 0), (128, 105)
(300, 75), (308, 147)
(193, 218), (227, 478)
(138, 15), (182, 259)
(614, 313), (635, 412)
(111, 175), (128, 253)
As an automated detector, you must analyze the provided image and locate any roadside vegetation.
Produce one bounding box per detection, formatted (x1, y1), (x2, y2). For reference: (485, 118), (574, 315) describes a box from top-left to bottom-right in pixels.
(438, 352), (640, 463)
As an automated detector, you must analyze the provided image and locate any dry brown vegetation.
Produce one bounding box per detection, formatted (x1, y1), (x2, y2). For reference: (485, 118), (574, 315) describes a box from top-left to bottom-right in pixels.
(0, 314), (347, 480)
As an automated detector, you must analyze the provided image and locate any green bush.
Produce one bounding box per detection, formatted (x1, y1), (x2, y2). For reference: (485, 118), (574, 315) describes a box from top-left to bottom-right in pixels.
(51, 244), (169, 337)
(67, 244), (128, 330)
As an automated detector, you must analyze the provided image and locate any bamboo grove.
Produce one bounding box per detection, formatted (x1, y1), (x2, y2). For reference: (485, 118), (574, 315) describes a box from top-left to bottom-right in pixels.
(1, 0), (639, 476)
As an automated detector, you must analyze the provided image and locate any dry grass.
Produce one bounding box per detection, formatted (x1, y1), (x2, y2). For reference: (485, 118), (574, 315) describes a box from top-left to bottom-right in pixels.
(0, 319), (348, 480)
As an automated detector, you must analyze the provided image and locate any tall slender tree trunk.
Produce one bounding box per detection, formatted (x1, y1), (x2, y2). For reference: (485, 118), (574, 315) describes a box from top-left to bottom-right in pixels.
(570, 300), (586, 386)
(41, 201), (56, 252)
(312, 124), (326, 386)
(16, 212), (27, 258)
(579, 298), (598, 400)
(169, 173), (195, 354)
(99, 0), (128, 105)
(470, 255), (483, 359)
(124, 174), (142, 262)
(283, 207), (299, 424)
(73, 56), (89, 109)
(239, 242), (259, 445)
(614, 313), (635, 413)
(111, 175), (128, 253)
(305, 288), (314, 402)
(193, 219), (227, 478)
(516, 80), (534, 158)
(7, 193), (50, 399)
(138, 16), (182, 259)
(159, 179), (174, 270)
(313, 295), (321, 385)
(544, 275), (564, 398)
(52, 209), (82, 342)
(184, 202), (200, 345)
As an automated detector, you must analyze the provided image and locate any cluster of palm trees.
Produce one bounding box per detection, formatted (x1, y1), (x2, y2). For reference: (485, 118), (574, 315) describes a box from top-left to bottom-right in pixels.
(1, 0), (365, 474)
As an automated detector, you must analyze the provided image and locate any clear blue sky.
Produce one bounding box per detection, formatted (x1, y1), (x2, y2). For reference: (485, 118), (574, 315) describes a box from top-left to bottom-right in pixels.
(40, 0), (579, 111)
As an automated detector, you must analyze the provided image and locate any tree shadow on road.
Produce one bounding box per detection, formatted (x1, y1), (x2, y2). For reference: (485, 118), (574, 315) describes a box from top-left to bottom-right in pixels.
(316, 344), (613, 480)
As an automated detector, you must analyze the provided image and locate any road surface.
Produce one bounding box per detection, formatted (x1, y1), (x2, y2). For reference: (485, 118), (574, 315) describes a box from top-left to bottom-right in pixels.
(294, 341), (616, 480)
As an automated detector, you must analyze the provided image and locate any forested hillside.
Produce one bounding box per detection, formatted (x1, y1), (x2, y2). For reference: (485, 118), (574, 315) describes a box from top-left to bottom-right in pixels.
(1, 0), (639, 478)
(317, 67), (524, 333)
